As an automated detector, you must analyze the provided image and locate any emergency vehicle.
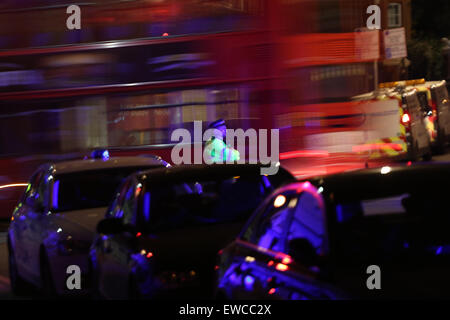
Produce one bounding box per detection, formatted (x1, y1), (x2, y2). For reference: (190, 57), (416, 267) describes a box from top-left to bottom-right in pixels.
(276, 80), (433, 179)
(404, 80), (450, 153)
(351, 79), (433, 162)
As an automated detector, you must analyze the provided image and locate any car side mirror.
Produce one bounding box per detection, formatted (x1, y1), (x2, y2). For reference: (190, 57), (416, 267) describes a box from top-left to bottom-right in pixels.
(288, 238), (319, 267)
(97, 218), (126, 235)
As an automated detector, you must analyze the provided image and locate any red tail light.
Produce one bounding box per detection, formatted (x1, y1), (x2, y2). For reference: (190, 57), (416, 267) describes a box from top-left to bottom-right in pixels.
(402, 113), (411, 124)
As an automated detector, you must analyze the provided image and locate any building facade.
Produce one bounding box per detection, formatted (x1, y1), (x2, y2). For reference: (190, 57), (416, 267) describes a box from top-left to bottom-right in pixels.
(339, 0), (412, 82)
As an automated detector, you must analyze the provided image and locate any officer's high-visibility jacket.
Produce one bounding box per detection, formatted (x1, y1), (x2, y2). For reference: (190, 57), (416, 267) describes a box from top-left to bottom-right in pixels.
(204, 136), (240, 163)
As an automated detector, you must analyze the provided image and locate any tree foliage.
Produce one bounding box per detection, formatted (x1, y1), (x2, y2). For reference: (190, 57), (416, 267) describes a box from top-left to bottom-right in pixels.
(408, 0), (449, 80)
(411, 0), (450, 39)
(408, 38), (444, 80)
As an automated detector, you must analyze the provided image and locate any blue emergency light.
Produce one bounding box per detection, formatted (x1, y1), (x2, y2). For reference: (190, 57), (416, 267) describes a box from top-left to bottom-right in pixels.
(90, 149), (110, 161)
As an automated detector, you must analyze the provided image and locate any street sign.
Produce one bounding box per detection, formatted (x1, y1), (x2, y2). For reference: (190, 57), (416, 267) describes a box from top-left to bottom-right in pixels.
(383, 27), (407, 60)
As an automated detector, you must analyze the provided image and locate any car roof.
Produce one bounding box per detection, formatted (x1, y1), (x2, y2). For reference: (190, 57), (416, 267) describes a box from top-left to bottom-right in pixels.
(307, 162), (450, 200)
(44, 156), (167, 175)
(136, 164), (284, 185)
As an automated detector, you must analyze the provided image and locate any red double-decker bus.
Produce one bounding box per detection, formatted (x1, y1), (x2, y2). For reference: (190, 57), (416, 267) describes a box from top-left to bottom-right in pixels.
(0, 0), (281, 218)
(0, 0), (386, 217)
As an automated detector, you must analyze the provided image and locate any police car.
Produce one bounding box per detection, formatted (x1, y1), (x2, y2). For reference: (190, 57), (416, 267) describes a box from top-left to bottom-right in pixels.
(7, 150), (168, 297)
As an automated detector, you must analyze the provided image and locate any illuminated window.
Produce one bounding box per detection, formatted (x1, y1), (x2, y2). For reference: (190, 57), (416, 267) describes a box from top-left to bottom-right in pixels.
(388, 3), (402, 28)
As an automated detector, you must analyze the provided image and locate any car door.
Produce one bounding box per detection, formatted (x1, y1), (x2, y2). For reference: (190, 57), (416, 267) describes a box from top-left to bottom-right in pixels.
(98, 178), (138, 299)
(220, 187), (337, 300)
(218, 192), (296, 299)
(247, 189), (333, 300)
(22, 169), (52, 280)
(405, 92), (430, 149)
(11, 170), (43, 279)
(273, 190), (338, 300)
(432, 83), (450, 138)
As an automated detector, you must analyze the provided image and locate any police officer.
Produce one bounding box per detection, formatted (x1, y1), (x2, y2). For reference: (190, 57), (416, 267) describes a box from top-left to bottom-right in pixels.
(204, 119), (240, 163)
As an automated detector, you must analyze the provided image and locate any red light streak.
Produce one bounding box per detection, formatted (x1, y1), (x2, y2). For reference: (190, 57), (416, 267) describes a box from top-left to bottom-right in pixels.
(279, 150), (329, 160)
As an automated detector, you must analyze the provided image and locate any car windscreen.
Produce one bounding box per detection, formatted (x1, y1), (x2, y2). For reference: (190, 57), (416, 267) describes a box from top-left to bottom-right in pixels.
(332, 190), (450, 264)
(142, 173), (288, 232)
(52, 166), (159, 212)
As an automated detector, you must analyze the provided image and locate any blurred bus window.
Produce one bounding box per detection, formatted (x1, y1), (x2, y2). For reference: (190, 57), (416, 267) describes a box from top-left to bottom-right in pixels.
(0, 0), (267, 49)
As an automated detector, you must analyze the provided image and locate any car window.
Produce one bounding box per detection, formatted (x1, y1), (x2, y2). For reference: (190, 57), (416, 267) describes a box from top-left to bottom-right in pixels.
(35, 171), (50, 210)
(122, 183), (138, 226)
(51, 166), (155, 213)
(240, 197), (272, 243)
(417, 91), (431, 113)
(23, 170), (43, 202)
(241, 192), (297, 252)
(143, 174), (273, 232)
(24, 170), (49, 211)
(286, 191), (327, 256)
(108, 179), (131, 219)
(256, 203), (293, 252)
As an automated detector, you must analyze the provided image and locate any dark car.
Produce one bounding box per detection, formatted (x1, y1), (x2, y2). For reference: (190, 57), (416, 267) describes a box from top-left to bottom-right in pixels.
(89, 164), (295, 299)
(216, 162), (450, 300)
